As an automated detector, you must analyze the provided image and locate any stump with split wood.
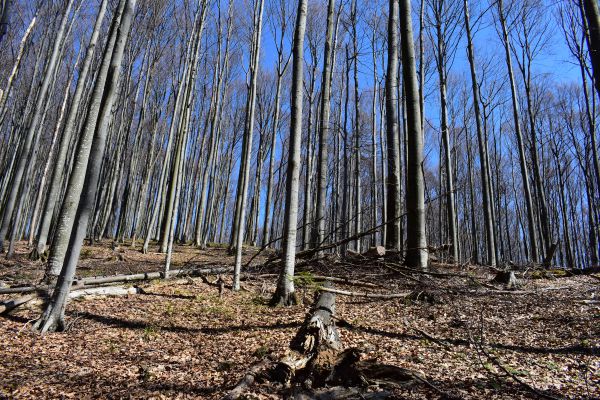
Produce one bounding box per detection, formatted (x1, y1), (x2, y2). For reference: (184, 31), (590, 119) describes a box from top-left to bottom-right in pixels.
(225, 282), (430, 400)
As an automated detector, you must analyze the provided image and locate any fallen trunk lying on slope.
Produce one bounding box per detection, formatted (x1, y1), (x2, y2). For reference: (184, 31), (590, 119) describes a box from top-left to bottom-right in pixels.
(0, 285), (143, 314)
(0, 265), (233, 295)
(225, 283), (430, 400)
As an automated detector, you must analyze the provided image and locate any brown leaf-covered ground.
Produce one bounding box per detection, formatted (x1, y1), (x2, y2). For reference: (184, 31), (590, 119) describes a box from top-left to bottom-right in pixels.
(0, 241), (599, 399)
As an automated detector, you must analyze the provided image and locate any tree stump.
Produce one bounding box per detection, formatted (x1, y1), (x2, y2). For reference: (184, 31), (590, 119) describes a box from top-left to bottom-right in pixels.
(492, 271), (519, 289)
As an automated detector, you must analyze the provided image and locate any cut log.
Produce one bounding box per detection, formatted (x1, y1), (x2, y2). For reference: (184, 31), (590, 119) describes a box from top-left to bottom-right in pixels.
(363, 246), (386, 258)
(274, 282), (341, 386)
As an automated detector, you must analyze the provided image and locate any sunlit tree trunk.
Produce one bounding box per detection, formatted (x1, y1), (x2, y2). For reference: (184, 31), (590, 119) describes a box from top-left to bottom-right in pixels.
(463, 0), (496, 266)
(385, 0), (402, 251)
(497, 0), (539, 262)
(0, 0), (75, 252)
(33, 0), (136, 333)
(400, 0), (428, 269)
(233, 0), (265, 290)
(271, 0), (307, 306)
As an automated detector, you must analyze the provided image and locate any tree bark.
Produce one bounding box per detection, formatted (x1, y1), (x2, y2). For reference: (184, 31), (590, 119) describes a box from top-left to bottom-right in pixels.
(400, 0), (428, 269)
(497, 0), (539, 263)
(0, 0), (74, 253)
(271, 0), (308, 306)
(33, 0), (136, 333)
(385, 0), (402, 252)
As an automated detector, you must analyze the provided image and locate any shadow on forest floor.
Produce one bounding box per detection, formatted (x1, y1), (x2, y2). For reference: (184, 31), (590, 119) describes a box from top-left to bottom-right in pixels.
(339, 319), (600, 356)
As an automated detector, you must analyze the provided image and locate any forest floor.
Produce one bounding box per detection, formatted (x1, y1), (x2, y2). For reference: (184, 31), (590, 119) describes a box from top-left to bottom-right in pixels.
(0, 241), (599, 399)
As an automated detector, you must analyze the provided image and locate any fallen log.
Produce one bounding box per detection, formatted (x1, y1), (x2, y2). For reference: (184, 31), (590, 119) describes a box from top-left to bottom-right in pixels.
(223, 358), (273, 400)
(319, 287), (413, 300)
(68, 285), (142, 299)
(0, 265), (233, 295)
(0, 294), (36, 314)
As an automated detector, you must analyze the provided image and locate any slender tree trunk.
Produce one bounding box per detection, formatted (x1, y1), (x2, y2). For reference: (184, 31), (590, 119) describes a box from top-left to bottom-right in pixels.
(0, 0), (12, 44)
(385, 0), (402, 251)
(271, 0), (308, 306)
(0, 0), (75, 252)
(313, 0), (336, 252)
(582, 0), (600, 99)
(33, 0), (136, 333)
(400, 0), (428, 269)
(0, 15), (36, 122)
(233, 0), (265, 290)
(463, 0), (496, 266)
(497, 0), (539, 262)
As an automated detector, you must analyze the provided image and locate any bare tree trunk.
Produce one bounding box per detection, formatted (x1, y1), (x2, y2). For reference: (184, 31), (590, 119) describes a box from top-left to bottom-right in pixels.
(0, 14), (36, 122)
(233, 0), (265, 290)
(33, 0), (136, 333)
(582, 0), (600, 99)
(400, 0), (428, 269)
(497, 0), (539, 262)
(271, 0), (308, 306)
(0, 0), (12, 44)
(385, 0), (402, 251)
(313, 0), (336, 253)
(351, 0), (361, 253)
(463, 0), (496, 266)
(0, 0), (75, 253)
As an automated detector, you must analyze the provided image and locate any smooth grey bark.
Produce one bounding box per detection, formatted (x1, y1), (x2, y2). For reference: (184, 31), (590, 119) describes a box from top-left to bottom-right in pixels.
(463, 0), (496, 267)
(33, 0), (136, 333)
(370, 29), (379, 247)
(153, 3), (207, 253)
(0, 0), (74, 253)
(33, 0), (109, 257)
(400, 0), (428, 269)
(301, 43), (316, 251)
(385, 0), (402, 251)
(271, 0), (307, 306)
(233, 0), (265, 291)
(313, 0), (336, 252)
(28, 62), (74, 248)
(43, 0), (124, 279)
(351, 0), (361, 252)
(433, 5), (458, 263)
(195, 0), (232, 248)
(497, 0), (538, 262)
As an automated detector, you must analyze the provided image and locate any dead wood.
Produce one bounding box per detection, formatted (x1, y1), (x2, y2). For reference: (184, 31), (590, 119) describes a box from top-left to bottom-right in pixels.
(223, 283), (437, 399)
(0, 265), (233, 295)
(0, 294), (36, 314)
(68, 285), (142, 299)
(318, 287), (413, 300)
(223, 357), (273, 400)
(492, 270), (519, 289)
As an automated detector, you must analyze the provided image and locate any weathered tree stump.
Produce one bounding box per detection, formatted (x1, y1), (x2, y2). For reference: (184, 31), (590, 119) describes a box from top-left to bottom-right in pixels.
(225, 283), (431, 399)
(492, 270), (519, 289)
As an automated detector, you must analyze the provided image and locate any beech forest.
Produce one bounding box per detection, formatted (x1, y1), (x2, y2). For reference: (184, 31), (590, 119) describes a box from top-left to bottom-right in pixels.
(0, 0), (599, 398)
